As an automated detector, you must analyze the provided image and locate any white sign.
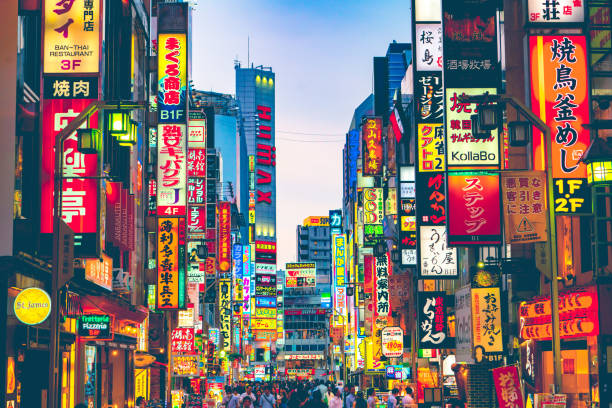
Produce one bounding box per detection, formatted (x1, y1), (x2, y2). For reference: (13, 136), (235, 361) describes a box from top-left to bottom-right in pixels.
(178, 309), (194, 327)
(400, 182), (416, 198)
(527, 0), (584, 24)
(416, 24), (443, 71)
(187, 117), (206, 147)
(157, 124), (187, 215)
(419, 226), (458, 277)
(455, 285), (474, 364)
(382, 327), (404, 358)
(415, 0), (441, 22)
(401, 249), (417, 266)
(256, 263), (276, 275)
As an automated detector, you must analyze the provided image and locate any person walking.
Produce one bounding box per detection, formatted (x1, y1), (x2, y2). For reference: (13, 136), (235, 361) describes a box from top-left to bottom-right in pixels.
(401, 388), (415, 408)
(344, 386), (355, 408)
(366, 388), (376, 408)
(228, 388), (241, 408)
(354, 391), (366, 408)
(387, 389), (398, 408)
(259, 386), (277, 408)
(329, 389), (343, 408)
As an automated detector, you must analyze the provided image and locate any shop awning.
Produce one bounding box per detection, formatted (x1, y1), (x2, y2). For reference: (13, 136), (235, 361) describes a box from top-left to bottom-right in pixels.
(82, 295), (148, 323)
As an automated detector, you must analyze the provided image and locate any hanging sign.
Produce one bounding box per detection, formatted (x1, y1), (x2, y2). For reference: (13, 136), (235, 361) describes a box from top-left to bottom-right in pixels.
(78, 314), (113, 340)
(381, 327), (404, 358)
(218, 279), (231, 351)
(13, 288), (52, 326)
(157, 218), (180, 309)
(416, 24), (443, 71)
(171, 328), (195, 354)
(492, 366), (524, 408)
(418, 292), (450, 349)
(419, 226), (457, 277)
(158, 33), (187, 123)
(502, 171), (547, 243)
(374, 254), (390, 317)
(362, 117), (383, 176)
(472, 287), (503, 353)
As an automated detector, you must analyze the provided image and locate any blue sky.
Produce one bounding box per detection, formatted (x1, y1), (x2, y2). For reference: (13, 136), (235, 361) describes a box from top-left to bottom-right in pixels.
(191, 1), (411, 266)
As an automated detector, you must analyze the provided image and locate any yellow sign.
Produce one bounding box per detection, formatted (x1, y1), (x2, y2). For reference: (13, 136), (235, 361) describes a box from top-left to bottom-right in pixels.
(218, 279), (231, 352)
(303, 216), (330, 227)
(157, 218), (179, 309)
(13, 288), (52, 325)
(44, 0), (100, 73)
(471, 288), (503, 353)
(418, 123), (445, 172)
(255, 307), (277, 319)
(251, 318), (277, 330)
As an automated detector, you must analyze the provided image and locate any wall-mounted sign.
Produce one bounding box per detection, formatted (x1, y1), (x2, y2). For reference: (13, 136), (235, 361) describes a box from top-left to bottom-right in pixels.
(158, 33), (187, 123)
(419, 226), (457, 277)
(43, 0), (100, 73)
(374, 254), (390, 317)
(363, 188), (384, 240)
(455, 285), (474, 363)
(13, 288), (52, 326)
(502, 171), (547, 243)
(552, 178), (591, 215)
(399, 198), (417, 266)
(418, 123), (445, 172)
(362, 117), (383, 176)
(157, 218), (180, 309)
(333, 234), (347, 287)
(381, 326), (404, 358)
(157, 124), (187, 216)
(188, 112), (206, 148)
(447, 172), (502, 245)
(492, 366), (524, 408)
(416, 172), (446, 225)
(416, 24), (443, 71)
(527, 0), (584, 24)
(171, 328), (194, 353)
(254, 308), (277, 319)
(285, 262), (316, 288)
(418, 292), (450, 349)
(472, 287), (503, 352)
(218, 279), (231, 351)
(251, 318), (277, 331)
(255, 297), (277, 308)
(416, 72), (444, 124)
(84, 253), (113, 291)
(218, 202), (231, 271)
(78, 314), (113, 340)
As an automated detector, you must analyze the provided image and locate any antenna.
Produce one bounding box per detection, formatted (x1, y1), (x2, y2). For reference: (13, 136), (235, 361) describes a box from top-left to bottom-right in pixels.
(248, 36), (250, 67)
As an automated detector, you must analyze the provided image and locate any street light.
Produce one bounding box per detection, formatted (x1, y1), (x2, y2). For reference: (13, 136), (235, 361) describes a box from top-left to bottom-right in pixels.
(460, 93), (563, 393)
(76, 128), (101, 154)
(508, 121), (531, 147)
(581, 137), (612, 185)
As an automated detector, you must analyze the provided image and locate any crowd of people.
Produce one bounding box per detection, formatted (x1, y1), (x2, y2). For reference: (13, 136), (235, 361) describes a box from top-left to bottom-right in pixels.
(218, 381), (417, 408)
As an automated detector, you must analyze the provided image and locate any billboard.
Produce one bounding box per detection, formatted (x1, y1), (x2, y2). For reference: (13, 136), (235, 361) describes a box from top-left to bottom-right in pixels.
(218, 279), (231, 351)
(415, 172), (446, 225)
(217, 202), (231, 272)
(158, 33), (187, 123)
(419, 226), (457, 277)
(362, 117), (383, 176)
(529, 36), (590, 179)
(157, 218), (180, 309)
(285, 263), (316, 288)
(157, 124), (187, 216)
(43, 0), (100, 73)
(445, 88), (500, 168)
(447, 172), (502, 245)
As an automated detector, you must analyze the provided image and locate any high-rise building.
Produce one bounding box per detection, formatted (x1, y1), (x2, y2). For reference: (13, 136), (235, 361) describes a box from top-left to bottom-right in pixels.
(373, 41), (412, 122)
(296, 216), (332, 287)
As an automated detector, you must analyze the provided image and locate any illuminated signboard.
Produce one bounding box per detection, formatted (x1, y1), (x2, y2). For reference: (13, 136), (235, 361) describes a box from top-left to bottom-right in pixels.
(416, 172), (446, 225)
(285, 262), (316, 288)
(217, 202), (231, 271)
(381, 326), (403, 358)
(84, 253), (113, 291)
(13, 288), (52, 326)
(418, 123), (445, 172)
(78, 315), (113, 340)
(254, 308), (277, 319)
(363, 188), (384, 239)
(158, 33), (187, 123)
(362, 117), (383, 176)
(251, 318), (277, 331)
(418, 292), (451, 349)
(416, 24), (443, 71)
(187, 148), (207, 177)
(529, 36), (590, 179)
(218, 279), (231, 351)
(187, 206), (206, 237)
(171, 328), (194, 353)
(399, 198), (417, 266)
(447, 172), (502, 245)
(157, 218), (180, 309)
(445, 88), (500, 168)
(188, 111), (206, 148)
(255, 105), (275, 204)
(255, 241), (276, 264)
(472, 287), (503, 352)
(256, 263), (276, 275)
(172, 355), (199, 377)
(157, 124), (187, 216)
(374, 253), (390, 317)
(333, 235), (346, 287)
(303, 216), (330, 227)
(255, 285), (276, 297)
(255, 297), (276, 308)
(41, 99), (98, 234)
(419, 226), (457, 277)
(527, 0), (584, 24)
(43, 0), (100, 73)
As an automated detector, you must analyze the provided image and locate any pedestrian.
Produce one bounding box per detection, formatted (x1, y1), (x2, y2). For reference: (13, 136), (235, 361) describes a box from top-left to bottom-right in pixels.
(329, 389), (343, 408)
(387, 389), (399, 408)
(259, 386), (276, 408)
(401, 388), (415, 408)
(228, 388), (241, 408)
(354, 391), (366, 408)
(222, 386), (234, 408)
(344, 385), (355, 408)
(136, 396), (147, 408)
(308, 390), (327, 408)
(241, 385), (257, 404)
(366, 388), (376, 408)
(243, 396), (254, 408)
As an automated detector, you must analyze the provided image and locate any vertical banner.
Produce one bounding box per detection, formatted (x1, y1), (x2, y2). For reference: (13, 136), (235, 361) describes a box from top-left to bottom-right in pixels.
(492, 366), (524, 408)
(333, 234), (347, 319)
(157, 218), (180, 309)
(471, 287), (503, 353)
(374, 253), (390, 317)
(447, 172), (502, 245)
(217, 202), (231, 272)
(157, 124), (187, 216)
(418, 292), (450, 349)
(218, 279), (231, 352)
(501, 171), (547, 243)
(362, 117), (383, 176)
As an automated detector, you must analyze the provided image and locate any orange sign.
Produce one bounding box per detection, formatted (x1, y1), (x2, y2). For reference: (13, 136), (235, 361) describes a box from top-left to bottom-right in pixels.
(84, 253), (113, 291)
(362, 117), (383, 176)
(157, 218), (179, 309)
(529, 36), (590, 179)
(218, 202), (231, 271)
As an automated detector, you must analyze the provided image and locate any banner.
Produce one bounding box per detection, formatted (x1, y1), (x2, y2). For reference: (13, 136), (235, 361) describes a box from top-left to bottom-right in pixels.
(218, 279), (231, 351)
(472, 287), (503, 353)
(418, 292), (450, 349)
(502, 171), (547, 243)
(492, 366), (524, 408)
(157, 218), (180, 309)
(362, 118), (383, 176)
(285, 263), (316, 288)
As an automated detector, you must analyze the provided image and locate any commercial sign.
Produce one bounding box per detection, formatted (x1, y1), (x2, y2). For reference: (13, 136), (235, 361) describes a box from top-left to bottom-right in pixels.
(519, 286), (599, 340)
(333, 235), (347, 287)
(502, 172), (547, 243)
(255, 297), (276, 308)
(363, 188), (384, 238)
(362, 117), (383, 176)
(13, 288), (52, 326)
(447, 172), (502, 245)
(418, 292), (450, 349)
(416, 172), (446, 225)
(218, 202), (231, 271)
(43, 0), (100, 73)
(255, 105), (275, 205)
(472, 287), (503, 353)
(172, 355), (199, 377)
(529, 36), (590, 179)
(157, 218), (180, 309)
(455, 285), (474, 363)
(552, 178), (591, 215)
(188, 111), (206, 148)
(284, 354), (324, 360)
(254, 307), (277, 319)
(255, 274), (275, 285)
(285, 262), (316, 288)
(157, 124), (187, 216)
(41, 99), (98, 234)
(492, 366), (524, 408)
(374, 253), (390, 317)
(84, 254), (112, 291)
(416, 72), (444, 123)
(78, 315), (112, 340)
(251, 318), (277, 330)
(418, 123), (445, 172)
(187, 206), (206, 236)
(419, 226), (457, 277)
(303, 216), (330, 227)
(416, 24), (443, 71)
(218, 279), (231, 351)
(171, 328), (194, 353)
(158, 33), (187, 123)
(445, 88), (500, 167)
(187, 148), (207, 177)
(381, 326), (404, 358)
(399, 198), (417, 266)
(329, 210), (342, 229)
(527, 0), (584, 24)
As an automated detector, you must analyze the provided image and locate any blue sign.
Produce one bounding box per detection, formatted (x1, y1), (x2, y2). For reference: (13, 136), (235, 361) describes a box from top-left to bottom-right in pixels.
(255, 297), (276, 308)
(232, 244), (243, 280)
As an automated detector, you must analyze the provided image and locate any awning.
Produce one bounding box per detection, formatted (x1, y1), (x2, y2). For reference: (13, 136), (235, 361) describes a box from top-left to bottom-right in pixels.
(82, 295), (148, 323)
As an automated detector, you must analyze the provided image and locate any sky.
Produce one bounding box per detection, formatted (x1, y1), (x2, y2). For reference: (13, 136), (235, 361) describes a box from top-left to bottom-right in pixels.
(191, 1), (411, 267)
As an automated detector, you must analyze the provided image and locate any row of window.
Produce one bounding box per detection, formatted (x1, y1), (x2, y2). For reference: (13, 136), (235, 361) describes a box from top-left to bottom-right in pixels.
(284, 344), (326, 352)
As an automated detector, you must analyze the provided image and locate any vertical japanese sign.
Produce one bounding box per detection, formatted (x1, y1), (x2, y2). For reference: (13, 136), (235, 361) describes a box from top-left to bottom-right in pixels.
(492, 366), (524, 408)
(416, 24), (443, 71)
(243, 245), (251, 315)
(157, 33), (187, 123)
(187, 177), (206, 205)
(527, 0), (584, 24)
(41, 99), (98, 233)
(529, 36), (590, 181)
(255, 105), (275, 206)
(218, 279), (231, 352)
(157, 218), (179, 309)
(374, 253), (390, 317)
(416, 173), (446, 225)
(187, 207), (206, 237)
(447, 172), (502, 245)
(418, 292), (450, 349)
(218, 202), (231, 272)
(471, 287), (503, 353)
(43, 0), (100, 73)
(501, 171), (547, 243)
(363, 188), (384, 239)
(419, 226), (457, 277)
(455, 285), (474, 363)
(418, 123), (445, 172)
(416, 72), (444, 124)
(362, 117), (383, 176)
(399, 198), (417, 266)
(171, 328), (195, 353)
(157, 124), (187, 216)
(333, 234), (347, 320)
(187, 148), (207, 177)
